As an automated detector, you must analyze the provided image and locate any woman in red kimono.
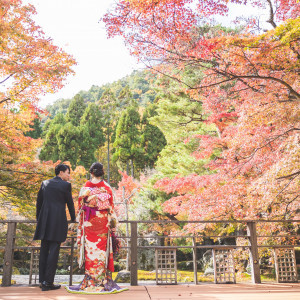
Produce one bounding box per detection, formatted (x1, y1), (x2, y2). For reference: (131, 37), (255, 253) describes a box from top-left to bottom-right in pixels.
(66, 162), (127, 294)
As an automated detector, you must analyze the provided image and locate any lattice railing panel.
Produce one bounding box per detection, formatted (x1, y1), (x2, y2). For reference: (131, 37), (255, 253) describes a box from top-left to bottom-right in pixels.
(212, 248), (236, 284)
(274, 248), (298, 283)
(155, 248), (177, 285)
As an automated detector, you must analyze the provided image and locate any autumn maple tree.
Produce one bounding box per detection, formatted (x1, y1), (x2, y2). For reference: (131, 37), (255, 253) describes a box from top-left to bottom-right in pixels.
(103, 0), (300, 232)
(0, 0), (76, 217)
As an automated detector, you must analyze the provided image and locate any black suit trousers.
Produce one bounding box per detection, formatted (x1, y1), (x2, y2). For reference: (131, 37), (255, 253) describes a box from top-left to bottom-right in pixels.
(39, 240), (61, 284)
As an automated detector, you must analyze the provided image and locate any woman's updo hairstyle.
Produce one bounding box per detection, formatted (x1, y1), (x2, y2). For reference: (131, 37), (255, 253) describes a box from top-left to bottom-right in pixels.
(89, 162), (104, 177)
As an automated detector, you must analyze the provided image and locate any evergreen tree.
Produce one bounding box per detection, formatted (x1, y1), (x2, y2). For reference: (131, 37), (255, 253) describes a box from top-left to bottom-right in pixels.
(42, 113), (66, 138)
(141, 104), (167, 169)
(97, 88), (119, 183)
(41, 119), (52, 138)
(118, 85), (137, 107)
(39, 113), (66, 161)
(77, 125), (95, 169)
(80, 103), (105, 139)
(26, 114), (42, 139)
(151, 84), (210, 178)
(113, 105), (143, 177)
(40, 94), (88, 168)
(52, 112), (67, 125)
(65, 94), (86, 126)
(56, 122), (80, 167)
(41, 69), (156, 118)
(78, 103), (106, 168)
(39, 124), (62, 162)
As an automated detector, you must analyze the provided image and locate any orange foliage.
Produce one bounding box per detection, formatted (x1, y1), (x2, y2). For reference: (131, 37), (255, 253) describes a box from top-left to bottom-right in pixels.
(103, 0), (300, 236)
(114, 170), (142, 202)
(0, 0), (76, 162)
(0, 0), (76, 218)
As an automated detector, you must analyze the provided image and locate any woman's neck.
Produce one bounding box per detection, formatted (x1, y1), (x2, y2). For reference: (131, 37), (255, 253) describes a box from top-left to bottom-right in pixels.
(90, 177), (102, 184)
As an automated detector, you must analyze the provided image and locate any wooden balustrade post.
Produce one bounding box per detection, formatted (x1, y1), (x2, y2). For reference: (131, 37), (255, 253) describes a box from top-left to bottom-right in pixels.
(69, 237), (75, 286)
(2, 222), (17, 286)
(130, 222), (138, 286)
(192, 236), (198, 285)
(29, 249), (34, 285)
(247, 221), (261, 283)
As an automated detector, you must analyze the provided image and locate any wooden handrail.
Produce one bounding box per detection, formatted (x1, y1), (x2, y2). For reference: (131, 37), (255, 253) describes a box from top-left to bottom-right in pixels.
(0, 219), (299, 287)
(1, 219), (299, 223)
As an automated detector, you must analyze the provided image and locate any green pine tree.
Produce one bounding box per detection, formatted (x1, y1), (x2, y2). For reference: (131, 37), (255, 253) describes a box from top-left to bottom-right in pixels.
(113, 105), (143, 177)
(78, 103), (106, 168)
(41, 113), (66, 138)
(141, 104), (167, 169)
(118, 85), (137, 107)
(97, 88), (120, 183)
(77, 125), (96, 169)
(150, 84), (210, 178)
(56, 122), (80, 167)
(39, 123), (62, 162)
(39, 113), (66, 161)
(26, 114), (42, 139)
(65, 94), (86, 126)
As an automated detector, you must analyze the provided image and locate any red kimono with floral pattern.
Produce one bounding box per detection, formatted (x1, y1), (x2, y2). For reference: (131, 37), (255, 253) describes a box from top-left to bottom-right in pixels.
(73, 180), (116, 293)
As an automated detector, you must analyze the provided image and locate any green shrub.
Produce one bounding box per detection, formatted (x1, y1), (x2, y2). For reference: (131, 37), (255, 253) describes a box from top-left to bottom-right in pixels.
(56, 269), (69, 275)
(114, 262), (121, 272)
(18, 267), (30, 275)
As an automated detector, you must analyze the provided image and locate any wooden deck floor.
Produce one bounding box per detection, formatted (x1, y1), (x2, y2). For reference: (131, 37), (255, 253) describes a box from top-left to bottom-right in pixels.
(0, 282), (299, 300)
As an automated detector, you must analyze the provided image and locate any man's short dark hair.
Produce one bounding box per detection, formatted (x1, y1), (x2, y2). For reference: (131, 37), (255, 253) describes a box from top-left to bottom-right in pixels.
(55, 164), (70, 176)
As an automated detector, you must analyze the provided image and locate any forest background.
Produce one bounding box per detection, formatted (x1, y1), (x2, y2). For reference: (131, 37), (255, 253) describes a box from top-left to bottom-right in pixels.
(0, 0), (299, 243)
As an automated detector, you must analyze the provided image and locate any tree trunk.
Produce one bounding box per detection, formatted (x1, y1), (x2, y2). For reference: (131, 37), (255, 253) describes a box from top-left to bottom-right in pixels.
(131, 159), (134, 178)
(107, 132), (110, 184)
(123, 186), (130, 271)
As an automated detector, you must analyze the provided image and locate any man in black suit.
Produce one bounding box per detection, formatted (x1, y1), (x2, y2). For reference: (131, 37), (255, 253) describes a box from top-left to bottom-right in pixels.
(33, 164), (76, 291)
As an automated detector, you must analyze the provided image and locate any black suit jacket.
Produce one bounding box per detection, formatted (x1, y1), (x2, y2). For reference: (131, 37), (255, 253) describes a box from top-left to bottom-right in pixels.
(33, 176), (76, 242)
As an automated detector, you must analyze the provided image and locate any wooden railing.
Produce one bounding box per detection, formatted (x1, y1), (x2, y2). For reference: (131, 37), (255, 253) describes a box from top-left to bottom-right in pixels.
(0, 219), (299, 286)
(124, 220), (299, 285)
(0, 220), (77, 287)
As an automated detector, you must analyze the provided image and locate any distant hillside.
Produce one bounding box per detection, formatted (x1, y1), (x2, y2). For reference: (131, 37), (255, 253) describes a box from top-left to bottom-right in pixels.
(45, 69), (157, 119)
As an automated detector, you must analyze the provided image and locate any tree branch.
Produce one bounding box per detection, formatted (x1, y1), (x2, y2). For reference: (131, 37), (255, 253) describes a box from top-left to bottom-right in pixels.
(0, 167), (47, 176)
(277, 170), (300, 181)
(266, 0), (277, 28)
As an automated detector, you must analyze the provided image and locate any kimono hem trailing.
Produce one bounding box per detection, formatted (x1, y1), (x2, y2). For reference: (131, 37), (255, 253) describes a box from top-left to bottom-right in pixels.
(66, 180), (127, 294)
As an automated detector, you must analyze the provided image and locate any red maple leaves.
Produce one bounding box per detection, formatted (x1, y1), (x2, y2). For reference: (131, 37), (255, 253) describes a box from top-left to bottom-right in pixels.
(103, 0), (299, 227)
